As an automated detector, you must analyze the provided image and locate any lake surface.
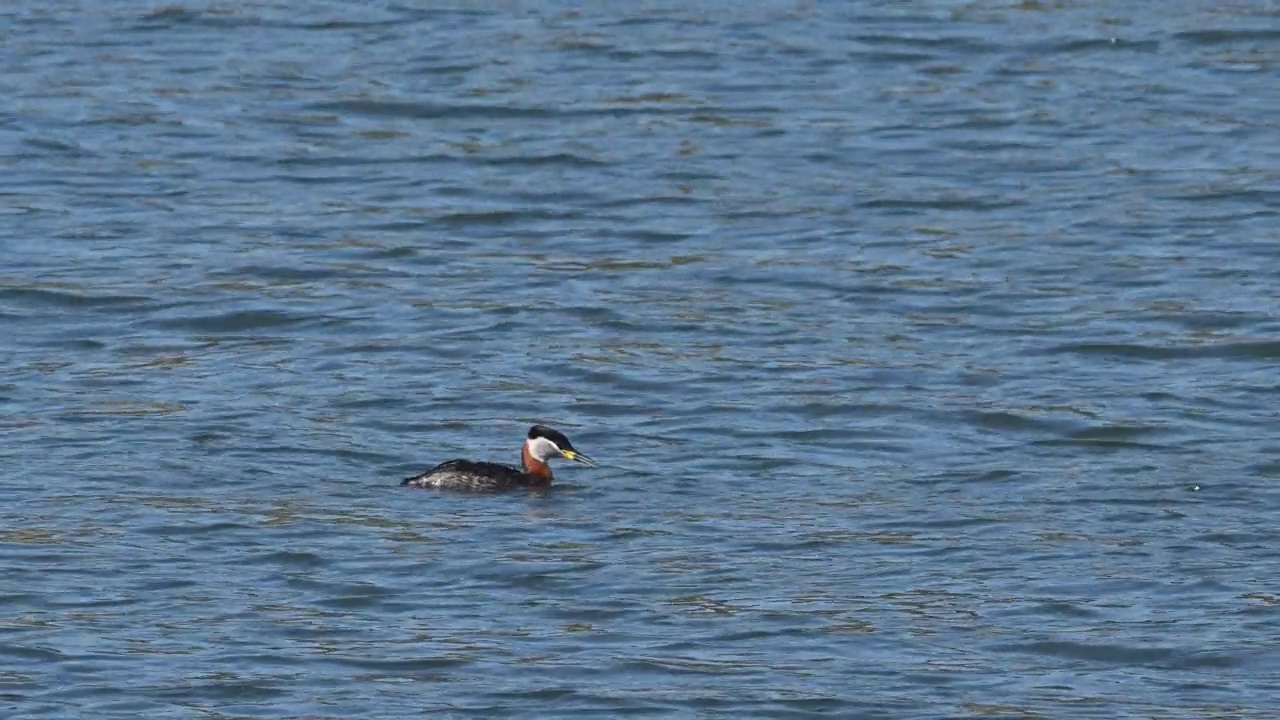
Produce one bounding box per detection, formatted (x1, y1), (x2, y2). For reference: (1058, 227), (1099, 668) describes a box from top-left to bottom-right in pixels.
(3, 2), (1279, 718)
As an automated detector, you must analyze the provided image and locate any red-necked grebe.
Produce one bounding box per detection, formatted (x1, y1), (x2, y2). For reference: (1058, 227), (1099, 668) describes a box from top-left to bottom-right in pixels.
(401, 425), (597, 492)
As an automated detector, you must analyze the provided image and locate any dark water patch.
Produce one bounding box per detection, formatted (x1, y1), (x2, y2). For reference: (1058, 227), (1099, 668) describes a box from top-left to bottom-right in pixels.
(207, 263), (349, 283)
(134, 6), (203, 28)
(152, 679), (287, 703)
(882, 515), (1004, 531)
(858, 195), (1024, 212)
(989, 640), (1226, 669)
(272, 154), (463, 169)
(52, 400), (188, 421)
(1173, 29), (1280, 45)
(1021, 600), (1102, 619)
(136, 521), (255, 537)
(21, 136), (91, 155)
(850, 33), (1004, 54)
(960, 409), (1076, 435)
(619, 655), (763, 677)
(1044, 38), (1162, 55)
(1042, 341), (1280, 361)
(315, 594), (412, 611)
(778, 400), (906, 420)
(252, 550), (328, 569)
(319, 655), (475, 673)
(357, 220), (433, 233)
(134, 576), (199, 593)
(1250, 462), (1280, 477)
(851, 49), (940, 64)
(0, 286), (154, 310)
(655, 169), (723, 182)
(148, 309), (313, 333)
(479, 153), (607, 168)
(1162, 187), (1279, 204)
(964, 469), (1023, 483)
(30, 335), (108, 351)
(310, 100), (678, 122)
(1195, 531), (1271, 547)
(1137, 309), (1272, 331)
(435, 208), (584, 226)
(1068, 424), (1171, 443)
(284, 577), (398, 597)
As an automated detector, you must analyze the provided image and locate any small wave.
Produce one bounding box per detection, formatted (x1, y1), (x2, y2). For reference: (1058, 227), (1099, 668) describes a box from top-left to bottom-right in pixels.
(1046, 341), (1280, 360)
(150, 309), (311, 333)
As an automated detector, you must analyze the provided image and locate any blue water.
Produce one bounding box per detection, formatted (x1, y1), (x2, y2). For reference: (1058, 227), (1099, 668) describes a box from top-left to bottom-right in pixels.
(3, 2), (1279, 718)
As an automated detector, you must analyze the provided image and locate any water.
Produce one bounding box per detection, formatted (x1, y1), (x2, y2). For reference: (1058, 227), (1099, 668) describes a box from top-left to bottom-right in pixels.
(3, 1), (1279, 717)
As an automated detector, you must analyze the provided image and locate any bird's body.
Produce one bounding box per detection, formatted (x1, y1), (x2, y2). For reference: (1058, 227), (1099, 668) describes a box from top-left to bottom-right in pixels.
(401, 425), (595, 492)
(403, 459), (547, 492)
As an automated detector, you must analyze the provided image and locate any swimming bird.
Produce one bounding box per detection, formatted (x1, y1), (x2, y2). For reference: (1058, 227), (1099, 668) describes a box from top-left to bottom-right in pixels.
(401, 425), (597, 492)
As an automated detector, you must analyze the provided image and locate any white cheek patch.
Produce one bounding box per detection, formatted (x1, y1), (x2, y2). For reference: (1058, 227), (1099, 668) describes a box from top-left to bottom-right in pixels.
(527, 437), (562, 461)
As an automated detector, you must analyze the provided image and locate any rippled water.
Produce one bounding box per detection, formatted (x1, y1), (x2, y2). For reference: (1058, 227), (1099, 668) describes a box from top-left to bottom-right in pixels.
(3, 2), (1280, 718)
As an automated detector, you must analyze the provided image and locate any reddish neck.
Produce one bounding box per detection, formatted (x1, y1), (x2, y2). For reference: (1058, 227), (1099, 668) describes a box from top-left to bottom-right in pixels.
(521, 442), (553, 484)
